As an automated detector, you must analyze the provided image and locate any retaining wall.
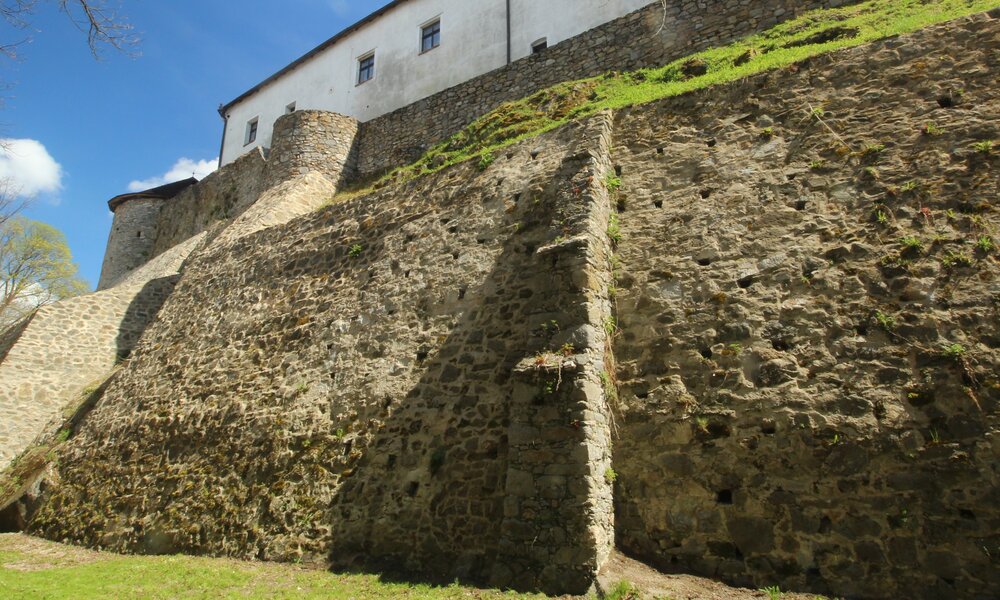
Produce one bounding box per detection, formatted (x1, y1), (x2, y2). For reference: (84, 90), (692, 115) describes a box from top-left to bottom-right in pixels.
(0, 234), (206, 470)
(27, 116), (622, 593)
(610, 15), (999, 600)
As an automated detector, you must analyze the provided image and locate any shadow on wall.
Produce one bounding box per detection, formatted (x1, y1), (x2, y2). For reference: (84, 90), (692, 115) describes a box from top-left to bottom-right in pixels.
(0, 313), (36, 365)
(21, 118), (612, 596)
(320, 146), (612, 589)
(114, 276), (181, 363)
(321, 161), (596, 588)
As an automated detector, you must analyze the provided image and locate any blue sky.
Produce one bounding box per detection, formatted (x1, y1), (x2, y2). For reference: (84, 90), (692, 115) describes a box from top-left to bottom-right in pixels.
(1, 0), (393, 288)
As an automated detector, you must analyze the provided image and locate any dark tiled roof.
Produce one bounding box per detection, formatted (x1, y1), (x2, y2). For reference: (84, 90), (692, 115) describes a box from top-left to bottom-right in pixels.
(108, 178), (198, 212)
(219, 0), (412, 116)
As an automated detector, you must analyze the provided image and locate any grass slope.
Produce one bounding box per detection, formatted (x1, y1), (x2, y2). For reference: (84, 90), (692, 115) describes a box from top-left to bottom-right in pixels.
(347, 0), (998, 195)
(0, 546), (541, 599)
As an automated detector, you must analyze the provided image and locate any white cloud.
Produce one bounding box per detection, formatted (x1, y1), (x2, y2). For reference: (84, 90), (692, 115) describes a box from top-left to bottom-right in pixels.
(127, 157), (218, 193)
(0, 139), (63, 198)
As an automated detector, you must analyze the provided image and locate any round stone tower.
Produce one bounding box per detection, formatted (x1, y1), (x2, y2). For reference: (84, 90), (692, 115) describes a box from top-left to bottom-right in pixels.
(97, 178), (198, 290)
(261, 110), (360, 189)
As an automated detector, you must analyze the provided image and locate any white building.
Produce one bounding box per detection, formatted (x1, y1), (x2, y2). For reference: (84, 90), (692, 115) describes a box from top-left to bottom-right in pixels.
(218, 0), (652, 166)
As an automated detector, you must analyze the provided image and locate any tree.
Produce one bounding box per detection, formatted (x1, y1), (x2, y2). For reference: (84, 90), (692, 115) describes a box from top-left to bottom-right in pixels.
(0, 176), (27, 231)
(0, 216), (89, 328)
(2, 0), (136, 60)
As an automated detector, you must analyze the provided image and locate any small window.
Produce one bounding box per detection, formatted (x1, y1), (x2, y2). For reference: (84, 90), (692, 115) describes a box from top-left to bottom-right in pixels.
(285, 102), (296, 114)
(245, 117), (259, 145)
(358, 53), (375, 84)
(532, 38), (548, 54)
(421, 19), (441, 53)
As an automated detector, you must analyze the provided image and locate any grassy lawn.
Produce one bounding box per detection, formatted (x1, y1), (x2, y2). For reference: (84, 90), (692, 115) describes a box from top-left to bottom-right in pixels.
(0, 547), (543, 599)
(344, 0), (999, 194)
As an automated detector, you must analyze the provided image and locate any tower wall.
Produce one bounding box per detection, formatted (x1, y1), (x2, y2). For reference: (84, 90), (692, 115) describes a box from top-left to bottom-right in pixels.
(98, 197), (165, 290)
(262, 110), (360, 189)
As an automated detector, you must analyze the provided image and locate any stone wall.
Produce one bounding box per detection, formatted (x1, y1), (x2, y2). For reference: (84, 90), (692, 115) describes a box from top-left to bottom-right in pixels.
(0, 315), (33, 365)
(262, 111), (359, 190)
(7, 7), (999, 600)
(149, 149), (267, 259)
(102, 0), (865, 295)
(355, 0), (861, 177)
(609, 14), (999, 600)
(98, 197), (164, 290)
(491, 112), (617, 593)
(0, 234), (206, 470)
(25, 115), (621, 592)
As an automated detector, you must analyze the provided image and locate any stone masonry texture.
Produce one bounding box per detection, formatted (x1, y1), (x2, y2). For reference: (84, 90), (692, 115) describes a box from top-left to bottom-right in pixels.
(3, 99), (358, 481)
(263, 110), (360, 190)
(97, 197), (164, 290)
(26, 116), (621, 593)
(1, 7), (998, 600)
(0, 234), (205, 470)
(355, 0), (861, 178)
(609, 14), (999, 600)
(149, 148), (267, 259)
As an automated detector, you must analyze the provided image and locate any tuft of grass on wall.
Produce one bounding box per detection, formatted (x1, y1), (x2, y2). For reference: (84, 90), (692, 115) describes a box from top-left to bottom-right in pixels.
(335, 0), (998, 198)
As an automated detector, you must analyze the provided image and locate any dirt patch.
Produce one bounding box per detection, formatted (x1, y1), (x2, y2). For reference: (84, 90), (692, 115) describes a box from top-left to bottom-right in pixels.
(596, 552), (823, 600)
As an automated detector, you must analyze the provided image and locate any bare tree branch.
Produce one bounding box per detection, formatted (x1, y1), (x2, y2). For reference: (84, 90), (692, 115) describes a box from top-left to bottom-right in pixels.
(1, 0), (36, 60)
(0, 177), (29, 231)
(1, 0), (137, 61)
(56, 0), (137, 58)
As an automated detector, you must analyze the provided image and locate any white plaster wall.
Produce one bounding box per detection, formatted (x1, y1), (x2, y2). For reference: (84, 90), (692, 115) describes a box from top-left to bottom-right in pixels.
(508, 0), (652, 60)
(220, 0), (654, 165)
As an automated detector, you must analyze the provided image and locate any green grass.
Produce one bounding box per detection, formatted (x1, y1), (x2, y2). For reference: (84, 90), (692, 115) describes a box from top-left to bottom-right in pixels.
(0, 549), (542, 599)
(343, 0), (997, 196)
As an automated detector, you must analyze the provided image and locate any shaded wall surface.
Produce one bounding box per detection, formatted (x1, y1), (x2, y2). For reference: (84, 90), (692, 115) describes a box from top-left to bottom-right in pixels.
(98, 197), (165, 290)
(27, 117), (621, 593)
(610, 14), (999, 600)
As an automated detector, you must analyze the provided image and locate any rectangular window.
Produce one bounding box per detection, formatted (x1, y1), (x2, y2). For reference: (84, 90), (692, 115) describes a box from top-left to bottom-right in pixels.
(285, 102), (296, 114)
(358, 53), (375, 84)
(245, 117), (259, 145)
(532, 39), (548, 54)
(421, 19), (441, 53)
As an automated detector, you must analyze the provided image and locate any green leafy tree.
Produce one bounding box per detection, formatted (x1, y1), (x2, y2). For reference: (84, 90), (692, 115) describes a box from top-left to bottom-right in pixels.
(0, 216), (89, 328)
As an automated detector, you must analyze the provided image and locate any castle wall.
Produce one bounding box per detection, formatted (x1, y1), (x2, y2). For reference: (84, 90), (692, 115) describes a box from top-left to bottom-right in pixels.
(149, 149), (267, 259)
(610, 15), (999, 600)
(261, 111), (360, 189)
(28, 116), (622, 592)
(98, 197), (164, 290)
(355, 0), (862, 177)
(11, 5), (1000, 600)
(0, 233), (207, 471)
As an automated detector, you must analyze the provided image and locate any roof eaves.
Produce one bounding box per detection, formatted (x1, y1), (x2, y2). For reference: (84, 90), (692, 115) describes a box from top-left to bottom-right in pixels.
(108, 178), (199, 212)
